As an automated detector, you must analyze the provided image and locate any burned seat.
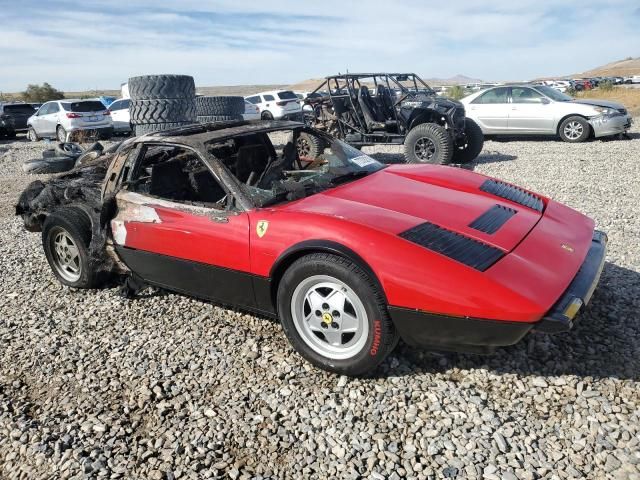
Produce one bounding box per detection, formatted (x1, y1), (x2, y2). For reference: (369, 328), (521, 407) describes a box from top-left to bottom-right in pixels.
(149, 159), (192, 201)
(235, 144), (270, 185)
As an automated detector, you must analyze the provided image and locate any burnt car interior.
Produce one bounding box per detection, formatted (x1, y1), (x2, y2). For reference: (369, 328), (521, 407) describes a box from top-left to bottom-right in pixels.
(128, 145), (229, 208)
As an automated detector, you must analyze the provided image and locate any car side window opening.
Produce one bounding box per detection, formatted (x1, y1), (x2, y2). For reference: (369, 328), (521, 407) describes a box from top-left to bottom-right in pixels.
(49, 103), (60, 113)
(511, 87), (545, 104)
(127, 145), (229, 209)
(37, 103), (51, 115)
(246, 96), (260, 104)
(263, 95), (275, 102)
(472, 87), (509, 104)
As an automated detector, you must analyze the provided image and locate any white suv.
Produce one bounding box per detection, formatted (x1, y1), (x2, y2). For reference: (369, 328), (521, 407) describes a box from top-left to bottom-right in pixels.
(108, 98), (131, 133)
(244, 90), (301, 120)
(27, 99), (113, 142)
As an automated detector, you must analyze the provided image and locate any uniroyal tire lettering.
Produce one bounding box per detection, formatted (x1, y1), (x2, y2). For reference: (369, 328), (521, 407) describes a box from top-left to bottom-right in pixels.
(370, 320), (382, 356)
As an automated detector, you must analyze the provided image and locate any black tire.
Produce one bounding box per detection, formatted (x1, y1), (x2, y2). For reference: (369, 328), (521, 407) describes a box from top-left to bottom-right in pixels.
(75, 150), (102, 167)
(56, 125), (67, 143)
(134, 122), (194, 136)
(452, 118), (484, 164)
(27, 127), (39, 142)
(261, 111), (274, 120)
(42, 208), (98, 288)
(128, 74), (195, 100)
(22, 157), (76, 174)
(196, 114), (243, 123)
(277, 253), (398, 376)
(296, 132), (325, 159)
(403, 123), (453, 164)
(558, 116), (590, 143)
(130, 98), (196, 124)
(195, 96), (245, 117)
(42, 149), (57, 159)
(55, 142), (84, 158)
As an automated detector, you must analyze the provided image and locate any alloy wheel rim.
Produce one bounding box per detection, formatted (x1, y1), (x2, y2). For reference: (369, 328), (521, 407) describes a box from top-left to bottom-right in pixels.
(49, 227), (81, 282)
(290, 275), (369, 360)
(28, 129), (36, 141)
(297, 137), (311, 156)
(564, 121), (583, 140)
(57, 127), (66, 142)
(414, 137), (436, 160)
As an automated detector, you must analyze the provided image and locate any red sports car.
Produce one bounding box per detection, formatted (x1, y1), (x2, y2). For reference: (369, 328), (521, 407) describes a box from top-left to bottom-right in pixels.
(17, 121), (607, 375)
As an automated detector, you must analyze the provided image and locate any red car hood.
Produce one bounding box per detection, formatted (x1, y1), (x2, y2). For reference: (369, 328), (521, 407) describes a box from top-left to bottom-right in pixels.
(281, 164), (544, 253)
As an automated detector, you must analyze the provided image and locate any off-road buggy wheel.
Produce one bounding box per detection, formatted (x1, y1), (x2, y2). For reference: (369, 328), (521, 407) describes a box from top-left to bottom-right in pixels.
(277, 253), (398, 376)
(452, 118), (484, 164)
(403, 123), (453, 164)
(42, 207), (98, 288)
(296, 132), (326, 159)
(559, 116), (590, 143)
(56, 126), (68, 143)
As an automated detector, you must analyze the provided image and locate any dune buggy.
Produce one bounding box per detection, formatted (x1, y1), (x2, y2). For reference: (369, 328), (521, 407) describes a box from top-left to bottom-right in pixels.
(301, 73), (483, 165)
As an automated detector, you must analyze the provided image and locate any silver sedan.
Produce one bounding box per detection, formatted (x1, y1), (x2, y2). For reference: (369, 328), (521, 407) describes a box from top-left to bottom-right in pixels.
(461, 85), (632, 142)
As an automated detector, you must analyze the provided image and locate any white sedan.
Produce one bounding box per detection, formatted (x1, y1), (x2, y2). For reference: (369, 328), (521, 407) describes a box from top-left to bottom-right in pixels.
(461, 85), (632, 142)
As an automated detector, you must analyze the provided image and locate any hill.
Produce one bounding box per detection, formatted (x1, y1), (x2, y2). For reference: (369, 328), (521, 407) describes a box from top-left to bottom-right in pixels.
(580, 57), (640, 77)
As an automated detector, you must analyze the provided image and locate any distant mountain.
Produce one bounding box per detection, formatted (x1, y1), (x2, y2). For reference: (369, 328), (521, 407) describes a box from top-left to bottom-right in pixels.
(579, 57), (640, 77)
(422, 74), (484, 86)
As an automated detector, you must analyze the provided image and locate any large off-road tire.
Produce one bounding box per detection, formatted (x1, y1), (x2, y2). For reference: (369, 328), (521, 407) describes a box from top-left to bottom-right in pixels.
(403, 123), (453, 164)
(559, 116), (590, 143)
(452, 118), (484, 164)
(195, 96), (245, 117)
(134, 122), (195, 136)
(128, 74), (195, 100)
(277, 253), (398, 376)
(42, 208), (98, 288)
(196, 114), (243, 123)
(130, 99), (196, 124)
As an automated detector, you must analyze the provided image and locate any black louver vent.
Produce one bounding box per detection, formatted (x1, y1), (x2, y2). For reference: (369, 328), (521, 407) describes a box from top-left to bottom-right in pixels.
(400, 222), (504, 271)
(618, 108), (627, 115)
(480, 179), (543, 212)
(469, 204), (517, 234)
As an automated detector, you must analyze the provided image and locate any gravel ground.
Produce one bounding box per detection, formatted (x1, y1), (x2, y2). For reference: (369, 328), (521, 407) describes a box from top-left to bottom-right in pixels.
(0, 128), (639, 480)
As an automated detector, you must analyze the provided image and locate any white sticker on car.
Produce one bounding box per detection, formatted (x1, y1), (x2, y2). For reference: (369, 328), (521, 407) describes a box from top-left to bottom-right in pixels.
(351, 155), (376, 167)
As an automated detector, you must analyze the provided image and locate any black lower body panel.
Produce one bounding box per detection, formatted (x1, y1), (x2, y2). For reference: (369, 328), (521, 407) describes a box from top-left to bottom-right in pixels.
(388, 307), (534, 354)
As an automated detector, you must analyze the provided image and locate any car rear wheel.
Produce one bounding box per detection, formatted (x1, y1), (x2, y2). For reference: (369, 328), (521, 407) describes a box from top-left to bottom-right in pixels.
(27, 127), (39, 142)
(559, 116), (590, 142)
(404, 123), (453, 164)
(42, 208), (98, 288)
(277, 253), (398, 376)
(56, 125), (67, 142)
(452, 118), (484, 164)
(261, 111), (273, 120)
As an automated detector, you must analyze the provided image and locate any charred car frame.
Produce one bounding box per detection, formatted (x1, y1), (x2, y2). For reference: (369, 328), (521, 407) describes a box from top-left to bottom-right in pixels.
(17, 120), (606, 376)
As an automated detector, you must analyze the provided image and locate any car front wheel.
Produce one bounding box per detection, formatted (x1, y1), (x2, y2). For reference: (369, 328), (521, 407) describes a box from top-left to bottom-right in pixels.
(559, 116), (590, 142)
(56, 125), (68, 142)
(277, 253), (398, 376)
(27, 126), (39, 142)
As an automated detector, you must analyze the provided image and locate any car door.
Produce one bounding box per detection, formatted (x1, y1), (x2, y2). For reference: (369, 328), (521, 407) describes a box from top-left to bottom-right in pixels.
(40, 102), (60, 136)
(466, 87), (510, 133)
(30, 102), (49, 134)
(110, 143), (255, 309)
(110, 99), (130, 130)
(508, 87), (555, 133)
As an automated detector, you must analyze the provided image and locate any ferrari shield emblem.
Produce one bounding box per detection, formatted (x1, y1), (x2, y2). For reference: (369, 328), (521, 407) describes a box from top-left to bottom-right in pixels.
(256, 220), (269, 238)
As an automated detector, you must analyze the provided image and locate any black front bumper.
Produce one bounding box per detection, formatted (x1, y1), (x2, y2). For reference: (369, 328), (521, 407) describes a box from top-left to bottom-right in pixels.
(388, 230), (607, 353)
(534, 230), (607, 333)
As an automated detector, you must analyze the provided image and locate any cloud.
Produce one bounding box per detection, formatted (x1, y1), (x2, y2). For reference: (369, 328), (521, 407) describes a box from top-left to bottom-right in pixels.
(0, 0), (637, 91)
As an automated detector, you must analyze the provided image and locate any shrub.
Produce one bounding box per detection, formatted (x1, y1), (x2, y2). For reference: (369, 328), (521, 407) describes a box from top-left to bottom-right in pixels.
(22, 83), (65, 103)
(446, 85), (466, 100)
(599, 80), (614, 92)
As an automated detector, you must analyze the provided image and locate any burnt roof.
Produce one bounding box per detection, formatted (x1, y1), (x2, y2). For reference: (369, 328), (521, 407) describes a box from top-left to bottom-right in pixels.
(134, 119), (305, 146)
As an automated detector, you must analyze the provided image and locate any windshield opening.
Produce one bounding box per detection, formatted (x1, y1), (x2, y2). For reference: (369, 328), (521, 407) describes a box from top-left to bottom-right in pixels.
(388, 74), (435, 95)
(204, 128), (385, 207)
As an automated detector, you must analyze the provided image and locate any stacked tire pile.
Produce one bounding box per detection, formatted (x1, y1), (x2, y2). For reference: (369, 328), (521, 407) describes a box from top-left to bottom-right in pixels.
(129, 74), (197, 136)
(195, 96), (244, 123)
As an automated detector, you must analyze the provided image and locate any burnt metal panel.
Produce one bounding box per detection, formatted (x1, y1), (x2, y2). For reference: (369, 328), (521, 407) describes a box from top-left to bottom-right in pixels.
(469, 204), (517, 234)
(399, 222), (504, 271)
(480, 179), (543, 212)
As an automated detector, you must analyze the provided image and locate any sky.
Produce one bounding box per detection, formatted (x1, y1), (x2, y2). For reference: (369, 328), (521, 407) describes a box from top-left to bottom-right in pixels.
(0, 0), (638, 92)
